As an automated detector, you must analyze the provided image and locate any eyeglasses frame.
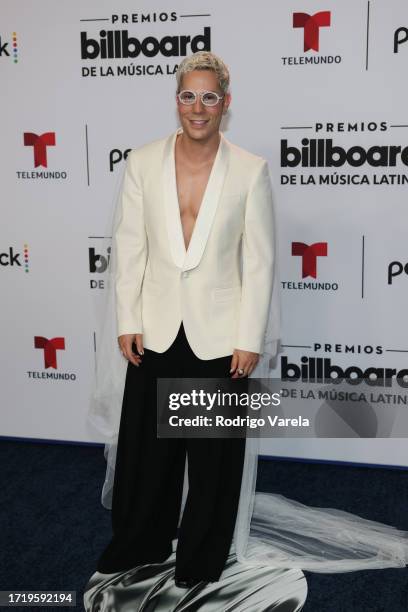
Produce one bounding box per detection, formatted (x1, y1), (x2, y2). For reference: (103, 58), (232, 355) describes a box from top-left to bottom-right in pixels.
(177, 89), (225, 107)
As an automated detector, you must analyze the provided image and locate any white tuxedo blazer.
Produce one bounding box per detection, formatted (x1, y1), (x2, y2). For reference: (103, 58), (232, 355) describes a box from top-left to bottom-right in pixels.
(115, 127), (275, 359)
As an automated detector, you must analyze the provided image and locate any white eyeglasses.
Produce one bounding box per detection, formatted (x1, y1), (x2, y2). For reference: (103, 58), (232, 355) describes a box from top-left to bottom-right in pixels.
(177, 90), (224, 107)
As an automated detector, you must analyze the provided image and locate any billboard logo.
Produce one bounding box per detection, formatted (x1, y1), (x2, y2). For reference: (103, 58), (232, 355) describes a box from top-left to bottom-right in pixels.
(281, 355), (408, 388)
(89, 242), (111, 289)
(89, 247), (111, 273)
(293, 11), (331, 52)
(79, 15), (213, 79)
(281, 139), (408, 169)
(81, 28), (210, 60)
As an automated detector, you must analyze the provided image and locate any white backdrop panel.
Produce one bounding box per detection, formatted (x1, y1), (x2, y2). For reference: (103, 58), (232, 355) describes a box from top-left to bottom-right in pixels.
(1, 0), (407, 466)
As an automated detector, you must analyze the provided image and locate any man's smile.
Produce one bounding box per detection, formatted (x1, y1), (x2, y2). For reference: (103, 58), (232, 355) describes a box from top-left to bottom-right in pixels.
(189, 119), (209, 127)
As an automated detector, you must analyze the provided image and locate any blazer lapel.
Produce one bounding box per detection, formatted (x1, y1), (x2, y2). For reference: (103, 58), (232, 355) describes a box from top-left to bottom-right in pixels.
(163, 128), (186, 269)
(163, 127), (230, 272)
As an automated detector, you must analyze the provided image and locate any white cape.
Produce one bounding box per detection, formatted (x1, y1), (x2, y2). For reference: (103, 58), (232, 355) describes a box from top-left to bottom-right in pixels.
(86, 148), (408, 574)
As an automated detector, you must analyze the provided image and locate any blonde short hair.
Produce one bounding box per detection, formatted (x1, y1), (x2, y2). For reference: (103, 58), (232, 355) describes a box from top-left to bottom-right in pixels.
(176, 51), (230, 94)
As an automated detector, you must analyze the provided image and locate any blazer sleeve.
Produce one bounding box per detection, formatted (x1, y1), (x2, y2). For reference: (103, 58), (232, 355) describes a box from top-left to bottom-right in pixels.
(114, 150), (148, 336)
(235, 159), (275, 354)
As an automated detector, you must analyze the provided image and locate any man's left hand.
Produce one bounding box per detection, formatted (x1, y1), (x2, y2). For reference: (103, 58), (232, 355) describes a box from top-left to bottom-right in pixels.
(230, 349), (259, 378)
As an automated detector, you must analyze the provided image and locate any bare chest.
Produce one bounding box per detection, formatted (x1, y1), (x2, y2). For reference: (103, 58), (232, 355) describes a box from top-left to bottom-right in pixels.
(175, 157), (214, 250)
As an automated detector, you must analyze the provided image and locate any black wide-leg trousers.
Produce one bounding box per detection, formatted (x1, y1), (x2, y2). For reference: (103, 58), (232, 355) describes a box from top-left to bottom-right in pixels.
(96, 322), (247, 581)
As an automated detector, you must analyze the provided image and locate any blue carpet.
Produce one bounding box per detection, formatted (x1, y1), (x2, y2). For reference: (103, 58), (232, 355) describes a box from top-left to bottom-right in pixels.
(0, 439), (407, 611)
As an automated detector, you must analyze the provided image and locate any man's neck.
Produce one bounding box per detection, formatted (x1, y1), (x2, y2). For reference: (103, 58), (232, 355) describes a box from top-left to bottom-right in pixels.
(177, 130), (221, 164)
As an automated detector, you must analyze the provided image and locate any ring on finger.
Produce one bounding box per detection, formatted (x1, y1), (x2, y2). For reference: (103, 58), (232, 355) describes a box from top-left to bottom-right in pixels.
(238, 368), (245, 375)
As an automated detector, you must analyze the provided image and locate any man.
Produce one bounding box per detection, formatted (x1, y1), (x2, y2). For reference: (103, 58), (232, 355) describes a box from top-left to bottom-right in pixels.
(96, 51), (275, 588)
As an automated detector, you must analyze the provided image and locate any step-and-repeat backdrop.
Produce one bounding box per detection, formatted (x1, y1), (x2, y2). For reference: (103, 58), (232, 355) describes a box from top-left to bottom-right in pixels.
(2, 0), (408, 467)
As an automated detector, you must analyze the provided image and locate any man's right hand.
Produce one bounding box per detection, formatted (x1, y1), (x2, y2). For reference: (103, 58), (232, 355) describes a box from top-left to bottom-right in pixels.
(118, 333), (144, 366)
